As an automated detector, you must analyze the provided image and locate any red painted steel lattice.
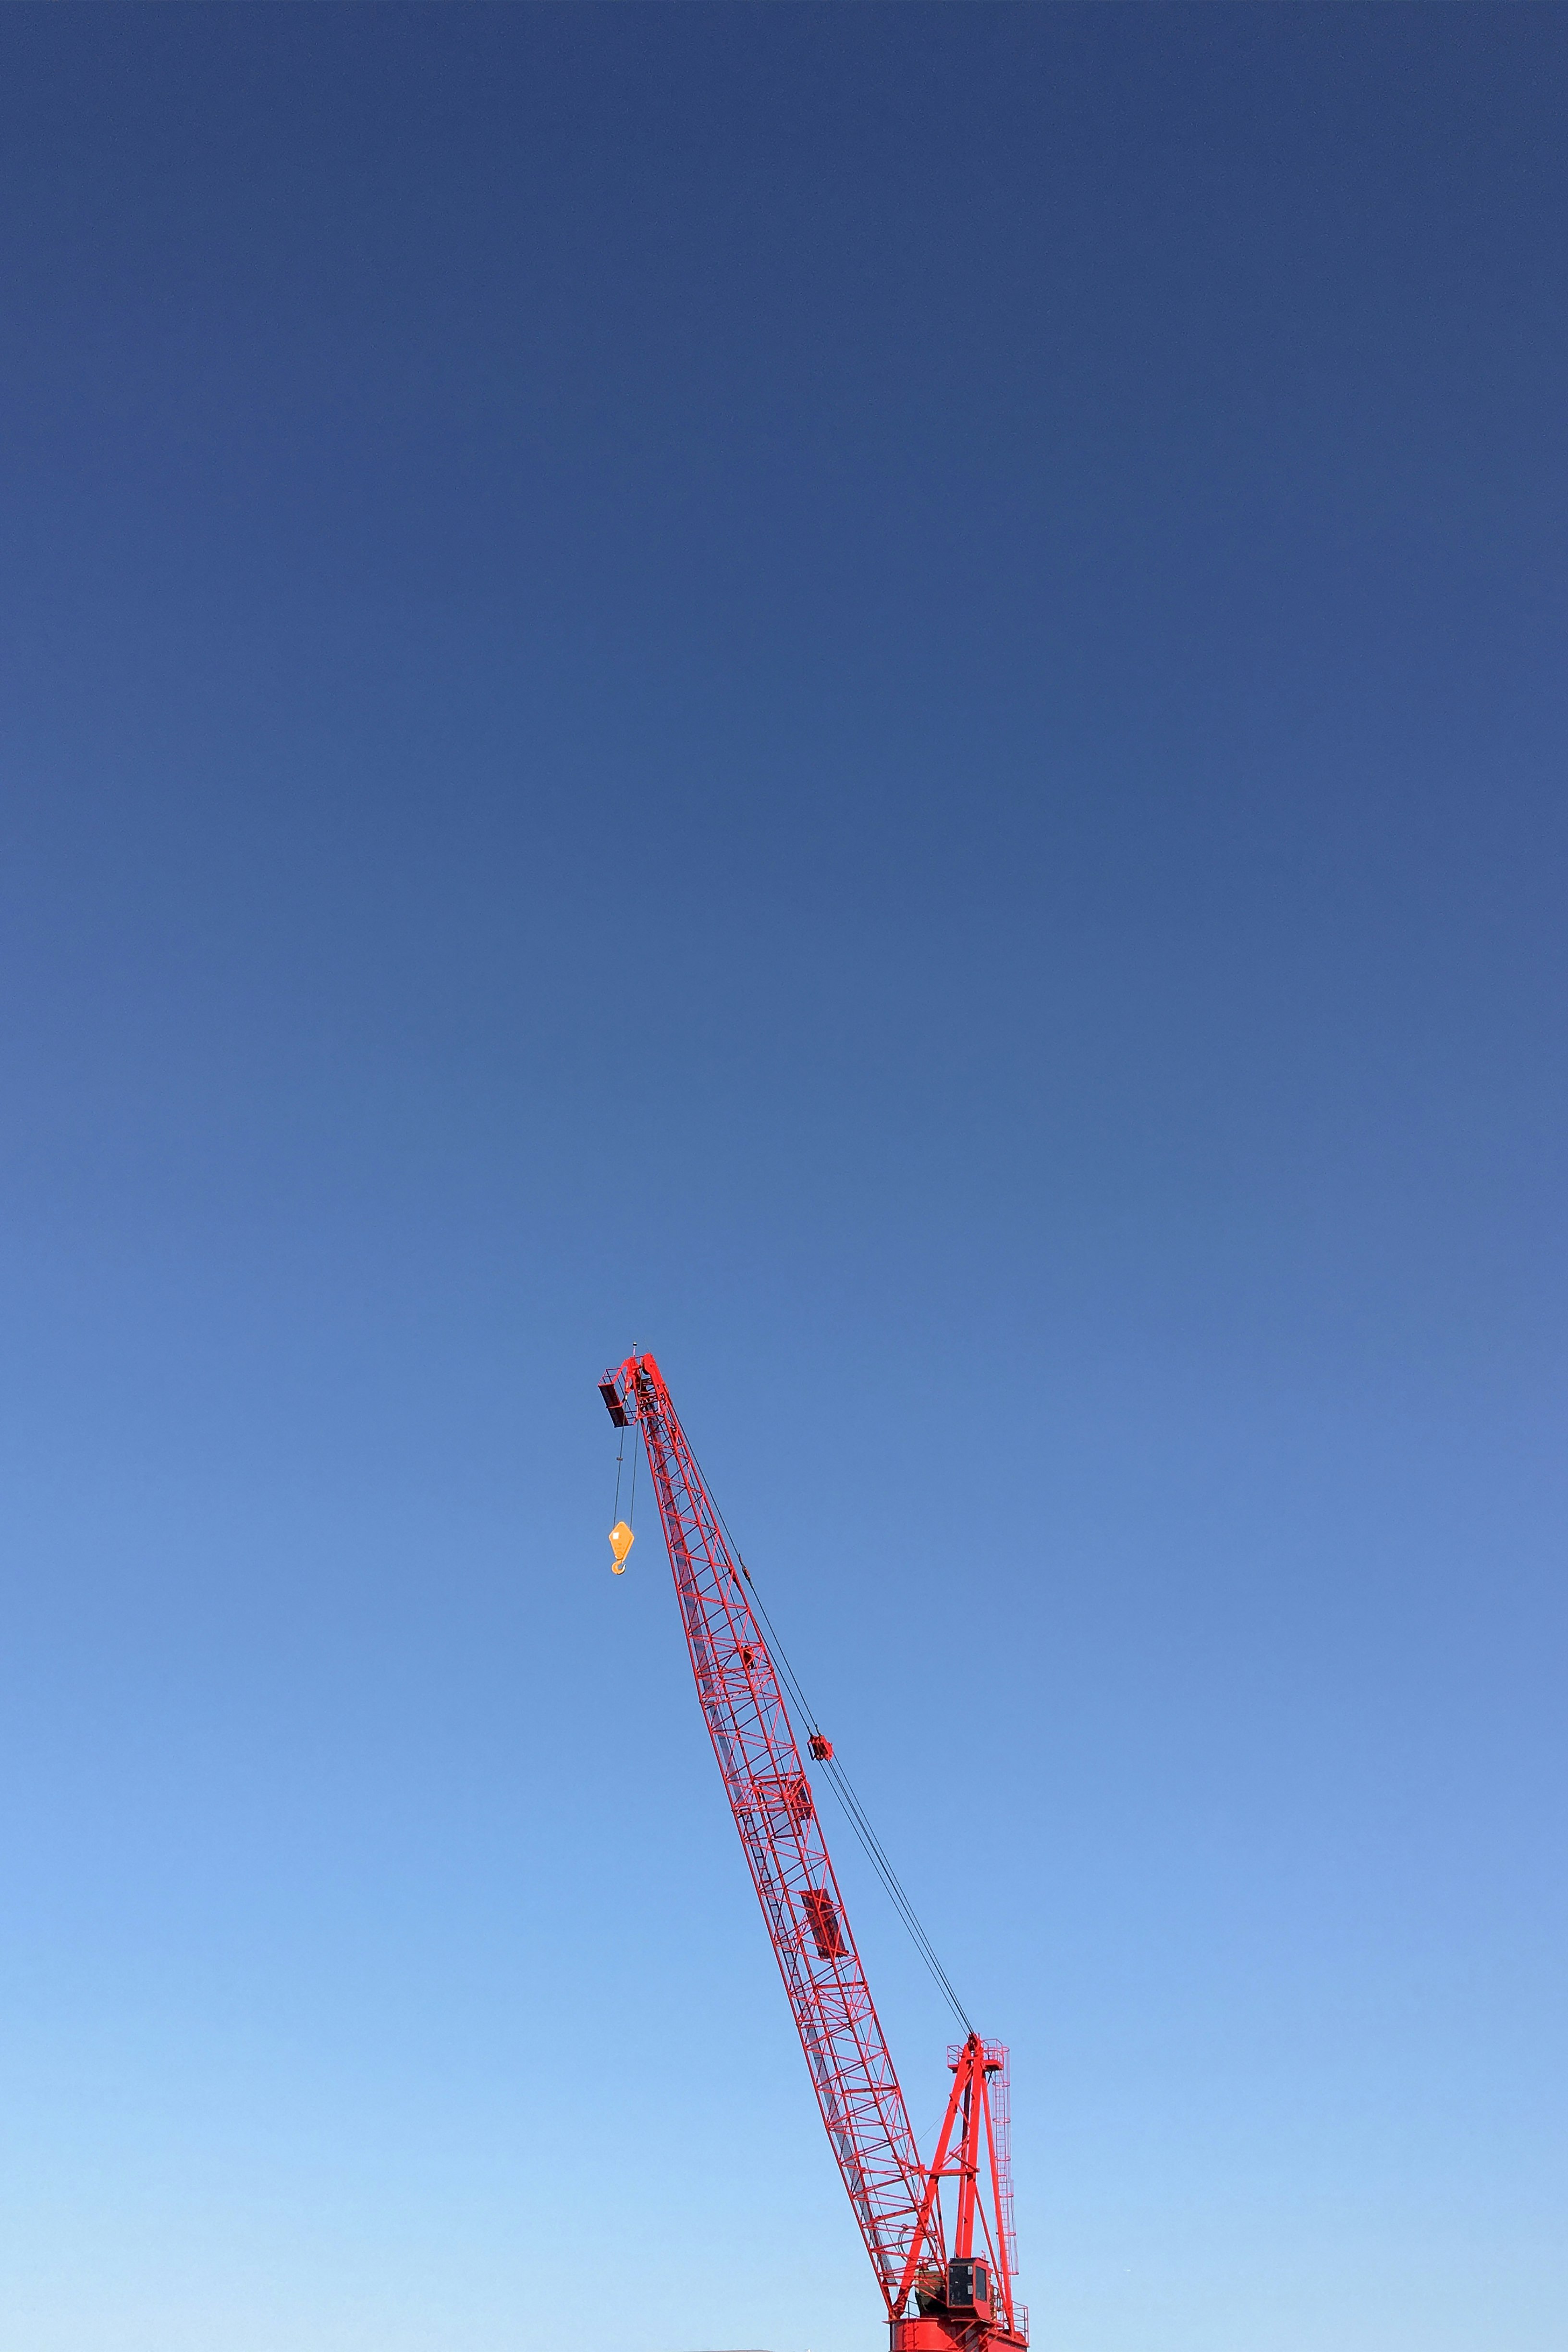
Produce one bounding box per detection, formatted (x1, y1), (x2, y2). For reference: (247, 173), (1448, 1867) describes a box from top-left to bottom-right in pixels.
(602, 1352), (1026, 2350)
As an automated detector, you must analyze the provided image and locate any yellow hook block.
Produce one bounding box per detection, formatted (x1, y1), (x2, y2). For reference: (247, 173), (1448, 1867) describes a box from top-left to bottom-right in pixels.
(608, 1520), (635, 1573)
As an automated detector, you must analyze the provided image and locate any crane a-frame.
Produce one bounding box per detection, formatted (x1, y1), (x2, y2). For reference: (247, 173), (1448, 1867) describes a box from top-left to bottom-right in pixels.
(600, 1352), (1027, 2352)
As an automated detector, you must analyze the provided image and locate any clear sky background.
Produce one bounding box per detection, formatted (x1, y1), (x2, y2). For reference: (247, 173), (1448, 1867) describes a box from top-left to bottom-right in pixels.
(0, 8), (1563, 2351)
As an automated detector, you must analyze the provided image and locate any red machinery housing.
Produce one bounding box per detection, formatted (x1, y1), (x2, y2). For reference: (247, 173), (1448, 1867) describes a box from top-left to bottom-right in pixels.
(600, 1352), (1028, 2352)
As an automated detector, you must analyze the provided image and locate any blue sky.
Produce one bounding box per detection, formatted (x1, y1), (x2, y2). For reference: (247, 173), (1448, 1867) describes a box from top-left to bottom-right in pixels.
(0, 8), (1564, 2350)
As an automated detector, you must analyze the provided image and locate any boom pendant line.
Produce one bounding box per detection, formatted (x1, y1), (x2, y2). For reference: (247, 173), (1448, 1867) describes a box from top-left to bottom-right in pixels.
(600, 1352), (1028, 2352)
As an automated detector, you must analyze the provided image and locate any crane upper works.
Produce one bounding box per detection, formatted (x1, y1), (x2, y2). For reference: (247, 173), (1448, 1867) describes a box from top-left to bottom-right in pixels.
(599, 1351), (1027, 2352)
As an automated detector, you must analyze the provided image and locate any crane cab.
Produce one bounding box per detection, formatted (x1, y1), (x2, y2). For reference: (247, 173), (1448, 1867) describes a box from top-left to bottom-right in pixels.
(945, 2259), (992, 2320)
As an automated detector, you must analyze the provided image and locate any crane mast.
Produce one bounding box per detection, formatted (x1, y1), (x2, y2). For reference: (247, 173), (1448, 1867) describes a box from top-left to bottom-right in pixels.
(600, 1352), (1027, 2352)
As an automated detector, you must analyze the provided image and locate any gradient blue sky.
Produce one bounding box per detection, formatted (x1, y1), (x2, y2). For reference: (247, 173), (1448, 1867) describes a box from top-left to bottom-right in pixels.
(1, 8), (1564, 2351)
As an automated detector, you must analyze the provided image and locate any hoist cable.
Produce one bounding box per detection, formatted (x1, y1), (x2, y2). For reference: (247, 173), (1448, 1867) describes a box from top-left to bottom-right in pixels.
(677, 1426), (974, 2037)
(749, 1582), (973, 2036)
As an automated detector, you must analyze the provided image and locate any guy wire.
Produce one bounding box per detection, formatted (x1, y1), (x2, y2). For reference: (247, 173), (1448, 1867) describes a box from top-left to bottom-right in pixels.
(682, 1431), (974, 2037)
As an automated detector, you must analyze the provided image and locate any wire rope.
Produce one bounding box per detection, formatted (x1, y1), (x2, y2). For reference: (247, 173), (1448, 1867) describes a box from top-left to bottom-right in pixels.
(680, 1429), (975, 2037)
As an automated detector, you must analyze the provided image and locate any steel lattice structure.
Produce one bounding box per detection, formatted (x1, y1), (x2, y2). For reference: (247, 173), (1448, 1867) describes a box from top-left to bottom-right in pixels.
(600, 1352), (1027, 2352)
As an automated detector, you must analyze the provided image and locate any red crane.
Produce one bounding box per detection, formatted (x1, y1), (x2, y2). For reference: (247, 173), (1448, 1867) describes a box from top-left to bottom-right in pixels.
(600, 1351), (1028, 2352)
